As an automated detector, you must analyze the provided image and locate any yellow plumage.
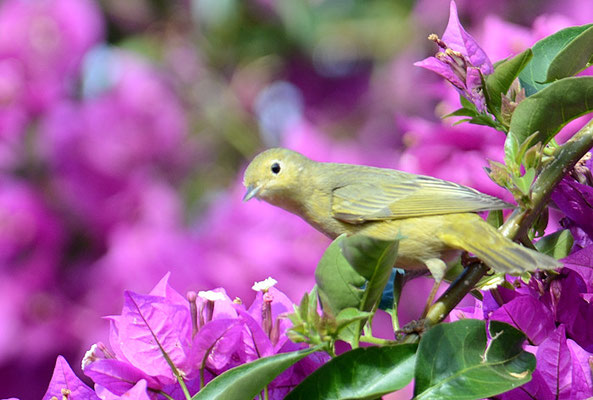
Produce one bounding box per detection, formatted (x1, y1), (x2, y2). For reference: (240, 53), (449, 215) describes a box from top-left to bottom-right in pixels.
(242, 148), (561, 273)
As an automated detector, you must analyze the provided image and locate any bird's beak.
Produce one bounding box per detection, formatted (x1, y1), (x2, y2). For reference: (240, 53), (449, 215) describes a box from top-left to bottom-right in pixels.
(243, 185), (261, 201)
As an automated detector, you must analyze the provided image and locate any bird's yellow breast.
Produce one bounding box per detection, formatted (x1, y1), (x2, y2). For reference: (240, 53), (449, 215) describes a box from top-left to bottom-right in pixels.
(296, 184), (466, 270)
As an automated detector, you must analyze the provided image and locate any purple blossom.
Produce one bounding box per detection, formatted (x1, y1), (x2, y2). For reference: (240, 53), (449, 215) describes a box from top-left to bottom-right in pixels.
(0, 178), (65, 363)
(554, 270), (593, 352)
(0, 177), (63, 289)
(39, 355), (156, 400)
(490, 295), (555, 345)
(550, 153), (593, 250)
(97, 379), (152, 400)
(42, 356), (99, 400)
(0, 0), (102, 116)
(38, 51), (195, 239)
(82, 274), (327, 399)
(563, 245), (593, 293)
(415, 1), (493, 112)
(552, 180), (593, 250)
(452, 266), (593, 398)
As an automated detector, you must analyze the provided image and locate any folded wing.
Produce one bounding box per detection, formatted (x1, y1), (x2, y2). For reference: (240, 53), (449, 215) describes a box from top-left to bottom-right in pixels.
(331, 169), (513, 224)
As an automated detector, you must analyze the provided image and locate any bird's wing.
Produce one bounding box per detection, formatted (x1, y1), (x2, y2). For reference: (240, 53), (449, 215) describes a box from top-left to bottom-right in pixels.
(331, 171), (513, 224)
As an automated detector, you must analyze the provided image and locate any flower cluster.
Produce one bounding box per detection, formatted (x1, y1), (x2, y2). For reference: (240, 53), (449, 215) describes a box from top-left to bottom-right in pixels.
(552, 154), (593, 250)
(451, 255), (593, 399)
(449, 157), (593, 399)
(38, 275), (327, 400)
(414, 1), (493, 113)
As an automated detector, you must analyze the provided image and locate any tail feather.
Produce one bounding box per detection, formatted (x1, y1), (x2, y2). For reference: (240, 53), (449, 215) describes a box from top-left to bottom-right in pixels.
(438, 216), (562, 273)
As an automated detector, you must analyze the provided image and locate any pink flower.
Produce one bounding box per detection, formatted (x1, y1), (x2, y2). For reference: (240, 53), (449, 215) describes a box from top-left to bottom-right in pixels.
(83, 274), (328, 399)
(0, 178), (66, 364)
(0, 0), (103, 114)
(38, 51), (195, 238)
(42, 356), (99, 400)
(415, 1), (493, 112)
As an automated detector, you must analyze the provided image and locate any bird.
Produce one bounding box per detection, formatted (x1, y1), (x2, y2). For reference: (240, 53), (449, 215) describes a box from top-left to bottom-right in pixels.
(242, 147), (561, 275)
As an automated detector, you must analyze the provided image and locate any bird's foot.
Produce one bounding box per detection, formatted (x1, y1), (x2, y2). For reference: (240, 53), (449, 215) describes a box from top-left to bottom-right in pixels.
(395, 319), (426, 341)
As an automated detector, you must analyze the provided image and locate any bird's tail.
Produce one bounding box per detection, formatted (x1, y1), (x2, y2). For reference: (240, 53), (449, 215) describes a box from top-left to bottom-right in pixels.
(438, 214), (562, 273)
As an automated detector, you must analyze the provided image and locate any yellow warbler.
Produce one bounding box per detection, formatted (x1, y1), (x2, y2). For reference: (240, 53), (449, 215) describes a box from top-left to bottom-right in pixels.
(242, 148), (561, 273)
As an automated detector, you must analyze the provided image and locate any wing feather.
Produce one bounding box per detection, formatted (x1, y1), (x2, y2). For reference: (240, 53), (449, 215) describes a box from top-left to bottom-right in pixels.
(331, 169), (513, 223)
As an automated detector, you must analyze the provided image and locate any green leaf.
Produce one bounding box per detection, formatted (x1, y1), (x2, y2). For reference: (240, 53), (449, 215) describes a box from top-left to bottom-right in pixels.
(459, 94), (475, 109)
(486, 209), (504, 228)
(486, 160), (512, 188)
(414, 319), (535, 400)
(535, 229), (574, 259)
(503, 133), (520, 170)
(512, 168), (536, 196)
(443, 107), (480, 118)
(287, 289), (323, 345)
(286, 344), (418, 400)
(486, 49), (533, 113)
(465, 114), (500, 129)
(519, 24), (593, 95)
(315, 234), (367, 316)
(546, 25), (593, 82)
(504, 131), (540, 174)
(192, 347), (319, 400)
(508, 76), (593, 147)
(533, 206), (550, 238)
(335, 308), (374, 343)
(339, 235), (399, 313)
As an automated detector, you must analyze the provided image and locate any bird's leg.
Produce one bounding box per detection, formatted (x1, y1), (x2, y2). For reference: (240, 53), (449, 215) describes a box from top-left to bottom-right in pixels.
(395, 319), (425, 341)
(421, 258), (448, 318)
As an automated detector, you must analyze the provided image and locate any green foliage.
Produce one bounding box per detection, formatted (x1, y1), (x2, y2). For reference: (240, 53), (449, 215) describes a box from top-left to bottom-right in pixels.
(315, 234), (368, 316)
(287, 287), (372, 352)
(444, 95), (505, 131)
(312, 234), (398, 347)
(485, 49), (532, 120)
(509, 76), (593, 148)
(339, 234), (399, 313)
(286, 320), (534, 399)
(546, 25), (593, 82)
(286, 344), (417, 399)
(315, 234), (398, 316)
(413, 320), (535, 400)
(518, 24), (593, 95)
(485, 160), (537, 207)
(192, 347), (319, 400)
(535, 229), (574, 259)
(486, 209), (504, 228)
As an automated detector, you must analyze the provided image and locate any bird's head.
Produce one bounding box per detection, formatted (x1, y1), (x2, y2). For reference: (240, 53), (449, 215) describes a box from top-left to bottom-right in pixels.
(242, 148), (310, 205)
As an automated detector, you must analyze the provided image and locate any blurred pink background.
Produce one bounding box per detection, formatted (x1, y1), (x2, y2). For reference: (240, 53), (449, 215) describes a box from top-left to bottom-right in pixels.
(1, 0), (592, 397)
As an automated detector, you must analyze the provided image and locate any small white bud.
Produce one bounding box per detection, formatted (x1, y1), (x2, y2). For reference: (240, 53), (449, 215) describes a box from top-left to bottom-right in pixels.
(252, 277), (278, 292)
(198, 290), (226, 302)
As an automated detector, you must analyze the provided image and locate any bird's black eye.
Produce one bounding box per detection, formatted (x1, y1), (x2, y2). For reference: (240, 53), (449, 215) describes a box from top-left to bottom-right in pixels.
(271, 162), (281, 174)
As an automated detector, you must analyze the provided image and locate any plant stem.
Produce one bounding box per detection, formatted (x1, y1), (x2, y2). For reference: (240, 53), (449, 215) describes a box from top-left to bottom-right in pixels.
(158, 391), (175, 400)
(424, 262), (489, 325)
(425, 117), (593, 326)
(177, 375), (192, 400)
(359, 335), (394, 345)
